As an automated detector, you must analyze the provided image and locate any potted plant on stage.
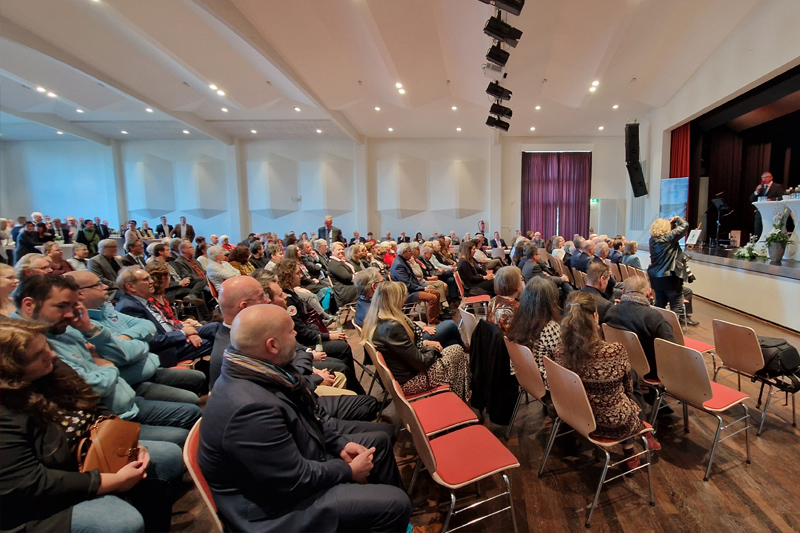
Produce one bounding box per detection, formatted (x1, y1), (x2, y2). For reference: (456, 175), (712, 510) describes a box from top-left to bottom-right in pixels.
(765, 207), (793, 264)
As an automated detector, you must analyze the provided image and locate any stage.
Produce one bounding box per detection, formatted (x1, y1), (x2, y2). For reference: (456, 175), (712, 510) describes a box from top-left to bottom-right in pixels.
(635, 247), (800, 333)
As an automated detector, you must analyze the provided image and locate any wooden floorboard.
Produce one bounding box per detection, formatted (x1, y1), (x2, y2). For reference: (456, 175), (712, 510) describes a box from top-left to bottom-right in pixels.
(171, 297), (800, 532)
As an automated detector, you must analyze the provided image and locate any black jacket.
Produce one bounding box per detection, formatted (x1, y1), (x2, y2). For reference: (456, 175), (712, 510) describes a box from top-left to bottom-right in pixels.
(647, 217), (689, 280)
(469, 320), (518, 425)
(581, 285), (613, 324)
(370, 319), (437, 384)
(604, 300), (676, 379)
(0, 363), (108, 532)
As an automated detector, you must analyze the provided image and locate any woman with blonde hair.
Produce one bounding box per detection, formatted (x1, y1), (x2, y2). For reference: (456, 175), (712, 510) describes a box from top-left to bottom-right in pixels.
(362, 281), (470, 400)
(553, 292), (659, 471)
(647, 216), (690, 323)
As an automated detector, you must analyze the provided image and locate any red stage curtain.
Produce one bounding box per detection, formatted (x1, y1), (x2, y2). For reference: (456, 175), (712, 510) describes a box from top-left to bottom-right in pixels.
(521, 152), (591, 239)
(669, 123), (691, 178)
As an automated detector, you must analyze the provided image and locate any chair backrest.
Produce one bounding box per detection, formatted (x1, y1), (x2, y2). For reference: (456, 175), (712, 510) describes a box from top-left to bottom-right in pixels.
(654, 339), (713, 406)
(633, 267), (647, 281)
(206, 275), (219, 300)
(551, 254), (566, 276)
(453, 270), (467, 299)
(611, 262), (623, 282)
(562, 264), (575, 286)
(367, 342), (395, 393)
(504, 337), (547, 401)
(459, 309), (478, 346)
(652, 306), (685, 345)
(543, 358), (597, 439)
(580, 271), (588, 288)
(601, 324), (651, 380)
(712, 319), (765, 376)
(183, 419), (224, 532)
(571, 267), (584, 289)
(390, 380), (438, 474)
(619, 263), (630, 281)
(546, 253), (559, 273)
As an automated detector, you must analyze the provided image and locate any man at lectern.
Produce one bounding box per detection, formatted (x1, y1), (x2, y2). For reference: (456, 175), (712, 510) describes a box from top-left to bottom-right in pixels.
(750, 172), (785, 237)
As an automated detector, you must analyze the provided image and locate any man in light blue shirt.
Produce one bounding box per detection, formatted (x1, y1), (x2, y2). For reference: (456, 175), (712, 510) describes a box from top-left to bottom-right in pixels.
(12, 274), (200, 447)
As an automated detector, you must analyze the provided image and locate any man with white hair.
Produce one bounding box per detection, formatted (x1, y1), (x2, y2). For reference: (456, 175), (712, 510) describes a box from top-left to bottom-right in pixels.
(15, 253), (53, 279)
(205, 245), (241, 292)
(209, 234), (219, 246)
(390, 242), (441, 324)
(87, 239), (123, 292)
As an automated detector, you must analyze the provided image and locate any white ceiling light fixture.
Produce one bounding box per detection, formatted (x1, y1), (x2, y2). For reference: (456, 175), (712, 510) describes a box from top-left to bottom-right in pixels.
(121, 130), (128, 134)
(387, 127), (394, 132)
(535, 105), (541, 110)
(209, 84), (218, 91)
(612, 104), (619, 109)
(598, 126), (604, 130)
(216, 89), (225, 96)
(592, 80), (600, 87)
(451, 106), (458, 111)
(530, 126), (536, 131)
(589, 86), (597, 92)
(398, 89), (406, 94)
(221, 107), (228, 112)
(36, 87), (46, 93)
(76, 109), (84, 113)
(251, 129), (257, 134)
(145, 108), (153, 113)
(316, 129), (322, 133)
(294, 107), (301, 112)
(374, 106), (381, 111)
(456, 127), (462, 132)
(395, 82), (403, 89)
(46, 91), (57, 98)
(56, 131), (64, 135)
(182, 130), (190, 134)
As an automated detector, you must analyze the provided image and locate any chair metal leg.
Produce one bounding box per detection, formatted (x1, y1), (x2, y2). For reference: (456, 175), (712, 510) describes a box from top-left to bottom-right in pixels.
(586, 448), (611, 528)
(683, 402), (690, 433)
(793, 394), (796, 427)
(649, 389), (663, 433)
(505, 388), (524, 441)
(503, 473), (519, 533)
(538, 418), (561, 477)
(408, 458), (422, 495)
(367, 372), (378, 395)
(757, 383), (773, 436)
(641, 436), (655, 507)
(704, 415), (724, 481)
(742, 404), (751, 465)
(442, 491), (457, 533)
(756, 382), (766, 409)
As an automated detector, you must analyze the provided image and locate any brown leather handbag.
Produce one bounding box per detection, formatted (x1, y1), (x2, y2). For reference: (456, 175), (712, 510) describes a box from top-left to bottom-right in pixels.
(77, 415), (141, 474)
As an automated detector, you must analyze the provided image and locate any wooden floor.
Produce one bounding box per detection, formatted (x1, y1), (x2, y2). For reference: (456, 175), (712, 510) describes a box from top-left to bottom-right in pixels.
(170, 298), (800, 532)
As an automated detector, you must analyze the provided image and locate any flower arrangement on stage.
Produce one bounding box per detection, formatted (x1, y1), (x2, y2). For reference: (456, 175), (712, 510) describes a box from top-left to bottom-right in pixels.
(764, 208), (793, 246)
(733, 240), (766, 260)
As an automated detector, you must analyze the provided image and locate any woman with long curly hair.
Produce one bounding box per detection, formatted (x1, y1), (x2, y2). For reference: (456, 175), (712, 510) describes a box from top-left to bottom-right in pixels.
(0, 320), (185, 532)
(362, 281), (471, 401)
(553, 292), (659, 469)
(227, 244), (255, 276)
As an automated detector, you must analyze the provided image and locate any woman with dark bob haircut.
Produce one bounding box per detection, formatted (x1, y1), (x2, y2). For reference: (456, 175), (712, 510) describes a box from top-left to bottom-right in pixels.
(0, 320), (185, 532)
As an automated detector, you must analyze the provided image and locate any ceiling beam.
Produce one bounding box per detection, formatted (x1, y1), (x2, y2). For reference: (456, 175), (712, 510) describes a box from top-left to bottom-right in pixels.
(0, 15), (235, 145)
(0, 105), (111, 145)
(189, 0), (365, 145)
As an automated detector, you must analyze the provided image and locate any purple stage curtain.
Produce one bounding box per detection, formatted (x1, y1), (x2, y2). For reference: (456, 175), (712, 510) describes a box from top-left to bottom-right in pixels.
(522, 152), (591, 239)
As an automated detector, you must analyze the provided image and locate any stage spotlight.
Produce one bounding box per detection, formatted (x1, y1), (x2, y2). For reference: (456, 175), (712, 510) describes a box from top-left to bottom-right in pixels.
(478, 0), (524, 16)
(486, 44), (510, 67)
(486, 116), (510, 132)
(486, 81), (512, 101)
(490, 102), (512, 119)
(484, 15), (522, 47)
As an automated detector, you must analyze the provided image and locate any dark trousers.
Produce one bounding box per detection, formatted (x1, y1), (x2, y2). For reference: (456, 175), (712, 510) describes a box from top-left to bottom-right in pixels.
(651, 275), (684, 317)
(322, 340), (366, 395)
(134, 368), (207, 404)
(318, 394), (380, 422)
(424, 319), (464, 349)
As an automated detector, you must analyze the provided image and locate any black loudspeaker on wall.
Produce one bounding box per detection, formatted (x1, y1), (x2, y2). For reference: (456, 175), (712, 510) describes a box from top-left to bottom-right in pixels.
(627, 161), (648, 197)
(625, 123), (647, 197)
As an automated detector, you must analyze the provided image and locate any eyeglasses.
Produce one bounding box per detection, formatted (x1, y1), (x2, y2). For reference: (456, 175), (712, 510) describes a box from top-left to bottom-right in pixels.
(243, 292), (269, 304)
(78, 281), (104, 290)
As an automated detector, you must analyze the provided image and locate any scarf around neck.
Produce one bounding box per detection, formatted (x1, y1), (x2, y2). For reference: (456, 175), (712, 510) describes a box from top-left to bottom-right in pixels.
(621, 291), (651, 307)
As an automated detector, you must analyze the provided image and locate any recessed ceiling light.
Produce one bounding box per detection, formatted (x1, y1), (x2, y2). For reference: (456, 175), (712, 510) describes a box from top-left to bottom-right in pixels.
(121, 130), (128, 134)
(251, 130), (257, 134)
(76, 109), (84, 113)
(592, 80), (600, 87)
(209, 84), (218, 90)
(589, 87), (597, 92)
(387, 127), (394, 132)
(294, 107), (301, 112)
(216, 89), (225, 96)
(398, 89), (406, 94)
(316, 129), (322, 133)
(56, 131), (63, 135)
(598, 126), (604, 130)
(36, 87), (46, 93)
(530, 126), (536, 131)
(451, 106), (458, 111)
(535, 105), (541, 110)
(456, 127), (462, 132)
(46, 92), (57, 98)
(182, 130), (190, 134)
(612, 104), (619, 109)
(91, 0), (100, 3)
(221, 107), (228, 112)
(395, 82), (403, 89)
(145, 108), (153, 113)
(374, 106), (381, 111)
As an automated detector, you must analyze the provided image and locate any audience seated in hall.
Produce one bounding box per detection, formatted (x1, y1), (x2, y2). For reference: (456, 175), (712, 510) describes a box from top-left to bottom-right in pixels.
(87, 239), (123, 294)
(114, 266), (220, 368)
(473, 234), (502, 271)
(457, 240), (495, 296)
(300, 239), (327, 279)
(487, 265), (523, 334)
(571, 238), (595, 273)
(248, 241), (267, 269)
(581, 261), (614, 324)
(65, 242), (89, 271)
(15, 253), (53, 279)
(418, 243), (458, 301)
(11, 274), (201, 447)
(198, 304), (411, 533)
(205, 245), (241, 292)
(42, 242), (73, 276)
(328, 242), (359, 306)
(391, 242), (442, 324)
(621, 240), (643, 270)
(121, 238), (147, 268)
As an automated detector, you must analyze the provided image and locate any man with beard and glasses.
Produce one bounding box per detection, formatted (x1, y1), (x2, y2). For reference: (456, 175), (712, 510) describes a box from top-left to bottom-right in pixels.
(11, 274), (200, 447)
(198, 304), (411, 533)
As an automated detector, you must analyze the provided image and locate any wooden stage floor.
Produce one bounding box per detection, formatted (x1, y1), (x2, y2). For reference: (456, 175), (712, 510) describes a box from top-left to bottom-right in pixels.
(170, 297), (800, 533)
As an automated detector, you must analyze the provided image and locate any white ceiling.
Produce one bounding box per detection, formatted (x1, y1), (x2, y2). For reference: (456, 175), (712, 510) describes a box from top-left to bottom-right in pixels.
(0, 0), (766, 143)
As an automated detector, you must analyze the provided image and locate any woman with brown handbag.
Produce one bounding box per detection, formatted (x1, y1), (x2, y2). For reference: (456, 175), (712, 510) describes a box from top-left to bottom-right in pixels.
(0, 320), (185, 532)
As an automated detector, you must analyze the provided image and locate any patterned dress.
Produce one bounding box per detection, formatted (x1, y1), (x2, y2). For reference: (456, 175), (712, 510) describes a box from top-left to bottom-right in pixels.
(513, 320), (560, 385)
(553, 341), (645, 441)
(487, 296), (518, 334)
